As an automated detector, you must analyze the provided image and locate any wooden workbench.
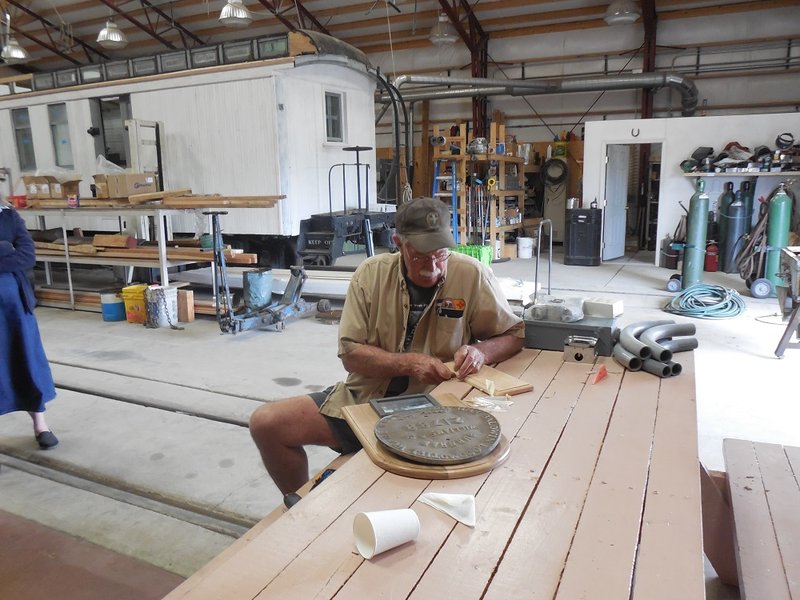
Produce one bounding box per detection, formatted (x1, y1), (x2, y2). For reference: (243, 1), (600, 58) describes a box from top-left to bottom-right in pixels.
(165, 348), (705, 599)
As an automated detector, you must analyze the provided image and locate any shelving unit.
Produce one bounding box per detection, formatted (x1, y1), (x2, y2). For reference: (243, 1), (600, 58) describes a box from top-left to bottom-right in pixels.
(682, 172), (795, 177)
(431, 122), (535, 256)
(24, 207), (210, 309)
(451, 153), (527, 250)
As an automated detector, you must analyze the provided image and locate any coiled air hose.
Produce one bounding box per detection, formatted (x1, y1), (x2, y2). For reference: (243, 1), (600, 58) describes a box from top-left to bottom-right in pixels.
(664, 283), (746, 319)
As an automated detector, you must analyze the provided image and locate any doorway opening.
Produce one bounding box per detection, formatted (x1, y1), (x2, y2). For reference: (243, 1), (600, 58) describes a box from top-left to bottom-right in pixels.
(603, 142), (662, 261)
(89, 95), (132, 167)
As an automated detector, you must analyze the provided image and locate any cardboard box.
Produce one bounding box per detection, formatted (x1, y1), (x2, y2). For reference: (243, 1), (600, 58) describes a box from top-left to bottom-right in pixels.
(108, 173), (158, 198)
(502, 242), (517, 259)
(60, 179), (82, 199)
(93, 174), (109, 198)
(582, 298), (624, 319)
(21, 175), (53, 199)
(21, 175), (39, 198)
(39, 175), (61, 198)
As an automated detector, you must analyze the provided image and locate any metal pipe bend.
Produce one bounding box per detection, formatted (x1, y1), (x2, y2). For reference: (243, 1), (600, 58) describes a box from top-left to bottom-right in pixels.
(640, 323), (697, 362)
(612, 343), (642, 371)
(642, 358), (672, 378)
(659, 337), (699, 354)
(619, 320), (674, 359)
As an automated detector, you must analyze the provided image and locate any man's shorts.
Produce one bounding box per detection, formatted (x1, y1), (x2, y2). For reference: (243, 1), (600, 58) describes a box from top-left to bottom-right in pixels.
(310, 387), (362, 455)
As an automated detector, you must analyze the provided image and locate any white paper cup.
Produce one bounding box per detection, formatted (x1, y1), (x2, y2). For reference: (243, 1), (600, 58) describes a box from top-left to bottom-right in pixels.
(353, 509), (420, 559)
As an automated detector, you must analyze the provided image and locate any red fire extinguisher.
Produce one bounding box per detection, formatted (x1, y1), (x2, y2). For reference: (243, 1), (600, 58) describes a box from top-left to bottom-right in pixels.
(704, 243), (719, 272)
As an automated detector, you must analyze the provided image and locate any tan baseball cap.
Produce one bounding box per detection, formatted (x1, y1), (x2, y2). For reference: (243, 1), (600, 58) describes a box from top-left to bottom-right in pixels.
(394, 198), (456, 253)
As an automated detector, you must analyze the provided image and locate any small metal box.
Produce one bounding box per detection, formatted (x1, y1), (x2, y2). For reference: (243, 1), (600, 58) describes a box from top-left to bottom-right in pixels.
(563, 335), (597, 363)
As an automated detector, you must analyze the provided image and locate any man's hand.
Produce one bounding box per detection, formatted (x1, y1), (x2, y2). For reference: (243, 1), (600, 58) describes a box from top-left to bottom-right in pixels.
(453, 344), (486, 380)
(407, 354), (455, 385)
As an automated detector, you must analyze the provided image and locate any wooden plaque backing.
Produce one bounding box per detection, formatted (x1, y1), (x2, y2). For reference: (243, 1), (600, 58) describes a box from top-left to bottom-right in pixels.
(342, 393), (510, 479)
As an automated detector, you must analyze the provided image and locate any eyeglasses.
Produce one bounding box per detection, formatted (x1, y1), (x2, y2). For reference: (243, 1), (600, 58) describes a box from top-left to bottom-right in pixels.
(407, 249), (451, 265)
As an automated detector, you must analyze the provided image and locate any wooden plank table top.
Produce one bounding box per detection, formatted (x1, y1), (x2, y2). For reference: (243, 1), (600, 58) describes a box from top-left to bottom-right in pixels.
(724, 438), (800, 599)
(165, 349), (705, 600)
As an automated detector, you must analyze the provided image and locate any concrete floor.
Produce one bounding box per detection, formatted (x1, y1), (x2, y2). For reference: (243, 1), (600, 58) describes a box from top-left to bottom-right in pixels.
(2, 246), (798, 599)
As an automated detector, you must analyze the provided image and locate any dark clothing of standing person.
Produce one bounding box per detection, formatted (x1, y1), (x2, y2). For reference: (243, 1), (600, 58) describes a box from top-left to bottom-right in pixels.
(0, 204), (59, 449)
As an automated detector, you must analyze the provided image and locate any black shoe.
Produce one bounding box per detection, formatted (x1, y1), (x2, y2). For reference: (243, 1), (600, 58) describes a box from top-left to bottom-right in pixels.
(283, 493), (301, 509)
(36, 431), (59, 449)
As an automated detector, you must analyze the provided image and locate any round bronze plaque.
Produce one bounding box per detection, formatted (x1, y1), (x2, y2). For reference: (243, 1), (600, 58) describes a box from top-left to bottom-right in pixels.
(374, 406), (501, 465)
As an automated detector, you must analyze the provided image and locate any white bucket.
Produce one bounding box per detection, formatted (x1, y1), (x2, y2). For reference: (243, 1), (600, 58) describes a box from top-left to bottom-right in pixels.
(145, 285), (178, 328)
(517, 237), (535, 259)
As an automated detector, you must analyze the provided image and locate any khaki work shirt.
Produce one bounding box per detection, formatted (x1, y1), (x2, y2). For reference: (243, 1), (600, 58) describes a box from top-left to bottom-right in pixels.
(320, 252), (524, 419)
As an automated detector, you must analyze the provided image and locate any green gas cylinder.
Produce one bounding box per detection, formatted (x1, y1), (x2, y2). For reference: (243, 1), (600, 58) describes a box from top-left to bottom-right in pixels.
(717, 181), (735, 267)
(681, 178), (710, 289)
(765, 182), (792, 288)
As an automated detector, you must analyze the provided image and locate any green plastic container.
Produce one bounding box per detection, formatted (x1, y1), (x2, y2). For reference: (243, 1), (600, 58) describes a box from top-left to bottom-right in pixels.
(452, 244), (492, 266)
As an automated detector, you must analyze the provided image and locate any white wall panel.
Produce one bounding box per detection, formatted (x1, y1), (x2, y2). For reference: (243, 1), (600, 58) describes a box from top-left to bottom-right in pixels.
(130, 76), (282, 235)
(585, 112), (800, 265)
(278, 61), (378, 235)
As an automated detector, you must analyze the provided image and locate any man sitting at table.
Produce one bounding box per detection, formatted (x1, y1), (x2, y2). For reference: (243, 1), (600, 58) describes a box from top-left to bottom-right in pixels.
(249, 197), (524, 505)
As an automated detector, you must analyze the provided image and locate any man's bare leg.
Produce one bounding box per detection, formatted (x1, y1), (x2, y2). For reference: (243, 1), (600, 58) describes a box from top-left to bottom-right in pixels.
(249, 395), (339, 494)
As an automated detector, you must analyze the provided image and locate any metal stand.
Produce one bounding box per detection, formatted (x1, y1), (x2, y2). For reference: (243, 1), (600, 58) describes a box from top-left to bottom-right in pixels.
(532, 218), (553, 304)
(775, 246), (800, 357)
(206, 210), (312, 334)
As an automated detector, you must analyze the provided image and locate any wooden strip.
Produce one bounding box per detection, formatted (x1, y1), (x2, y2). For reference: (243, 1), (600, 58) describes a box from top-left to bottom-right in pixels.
(34, 241), (97, 254)
(177, 290), (195, 323)
(724, 438), (791, 600)
(481, 358), (623, 600)
(556, 366), (660, 598)
(163, 451), (385, 600)
(225, 254), (258, 265)
(92, 234), (136, 248)
(700, 465), (739, 586)
(754, 442), (800, 598)
(632, 353), (704, 599)
(127, 188), (192, 205)
(342, 350), (567, 600)
(443, 362), (534, 396)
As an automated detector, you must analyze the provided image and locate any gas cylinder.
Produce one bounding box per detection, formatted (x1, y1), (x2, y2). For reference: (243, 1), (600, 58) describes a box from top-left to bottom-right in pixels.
(765, 182), (793, 289)
(704, 243), (719, 272)
(723, 197), (748, 274)
(717, 182), (735, 268)
(740, 181), (754, 234)
(681, 178), (710, 289)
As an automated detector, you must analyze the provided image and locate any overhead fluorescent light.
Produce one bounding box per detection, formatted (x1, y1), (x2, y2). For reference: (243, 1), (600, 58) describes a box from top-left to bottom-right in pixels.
(1, 35), (29, 64)
(219, 0), (253, 28)
(1, 12), (30, 64)
(97, 19), (128, 50)
(429, 13), (457, 45)
(604, 0), (642, 25)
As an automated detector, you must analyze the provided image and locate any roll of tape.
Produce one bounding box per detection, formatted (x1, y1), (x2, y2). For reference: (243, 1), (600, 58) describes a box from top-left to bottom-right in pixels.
(429, 135), (447, 147)
(487, 177), (497, 188)
(776, 132), (794, 150)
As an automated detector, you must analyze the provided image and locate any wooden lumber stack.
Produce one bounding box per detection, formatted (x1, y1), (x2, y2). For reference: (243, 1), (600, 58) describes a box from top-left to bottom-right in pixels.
(34, 239), (257, 264)
(22, 191), (285, 209)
